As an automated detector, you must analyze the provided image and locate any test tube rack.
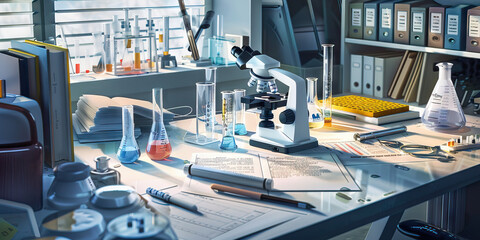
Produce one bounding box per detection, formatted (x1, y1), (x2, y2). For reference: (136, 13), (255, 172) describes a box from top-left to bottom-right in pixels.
(440, 135), (480, 152)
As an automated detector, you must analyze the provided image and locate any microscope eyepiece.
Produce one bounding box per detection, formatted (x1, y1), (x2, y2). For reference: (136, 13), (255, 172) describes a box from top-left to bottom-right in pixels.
(231, 46), (243, 58)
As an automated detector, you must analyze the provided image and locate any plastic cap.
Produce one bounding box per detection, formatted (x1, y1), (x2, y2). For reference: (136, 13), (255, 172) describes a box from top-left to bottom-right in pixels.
(54, 162), (91, 182)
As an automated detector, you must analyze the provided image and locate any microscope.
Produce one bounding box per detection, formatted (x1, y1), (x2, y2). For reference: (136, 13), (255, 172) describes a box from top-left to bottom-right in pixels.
(231, 46), (318, 153)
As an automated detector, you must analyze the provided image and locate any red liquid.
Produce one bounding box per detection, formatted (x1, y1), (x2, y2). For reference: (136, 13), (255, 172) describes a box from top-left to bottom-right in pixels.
(75, 63), (80, 74)
(146, 140), (172, 160)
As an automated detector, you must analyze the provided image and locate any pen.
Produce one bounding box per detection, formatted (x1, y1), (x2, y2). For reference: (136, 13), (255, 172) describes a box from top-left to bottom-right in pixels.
(353, 126), (407, 141)
(146, 187), (198, 212)
(211, 184), (315, 209)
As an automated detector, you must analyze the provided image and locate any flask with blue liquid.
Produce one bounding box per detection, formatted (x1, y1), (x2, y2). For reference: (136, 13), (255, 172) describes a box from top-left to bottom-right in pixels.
(117, 105), (140, 163)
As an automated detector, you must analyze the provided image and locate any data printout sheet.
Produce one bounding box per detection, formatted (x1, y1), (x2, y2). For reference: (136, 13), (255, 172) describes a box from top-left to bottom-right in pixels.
(188, 153), (360, 191)
(144, 189), (300, 240)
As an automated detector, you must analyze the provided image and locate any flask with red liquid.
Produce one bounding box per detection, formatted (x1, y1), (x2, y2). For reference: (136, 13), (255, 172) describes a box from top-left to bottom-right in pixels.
(146, 88), (172, 160)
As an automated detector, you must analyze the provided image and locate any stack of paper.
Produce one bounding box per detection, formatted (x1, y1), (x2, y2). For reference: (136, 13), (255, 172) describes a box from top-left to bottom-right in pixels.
(73, 94), (174, 143)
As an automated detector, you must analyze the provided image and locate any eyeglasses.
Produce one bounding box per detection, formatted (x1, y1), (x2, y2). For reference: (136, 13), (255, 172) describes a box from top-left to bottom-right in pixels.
(377, 140), (455, 162)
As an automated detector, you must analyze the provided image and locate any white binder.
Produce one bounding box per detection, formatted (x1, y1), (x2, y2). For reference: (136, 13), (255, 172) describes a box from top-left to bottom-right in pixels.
(350, 54), (363, 93)
(362, 55), (375, 96)
(374, 54), (403, 98)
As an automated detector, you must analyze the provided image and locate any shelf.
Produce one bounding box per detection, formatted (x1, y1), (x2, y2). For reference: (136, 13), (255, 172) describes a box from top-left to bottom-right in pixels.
(345, 38), (480, 59)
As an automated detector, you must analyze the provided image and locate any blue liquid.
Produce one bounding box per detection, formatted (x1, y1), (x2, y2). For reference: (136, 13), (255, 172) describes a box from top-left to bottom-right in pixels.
(117, 146), (141, 163)
(220, 136), (237, 150)
(235, 123), (247, 135)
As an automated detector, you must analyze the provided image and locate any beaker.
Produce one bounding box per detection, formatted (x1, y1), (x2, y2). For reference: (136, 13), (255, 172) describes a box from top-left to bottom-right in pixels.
(184, 82), (218, 145)
(146, 88), (172, 160)
(220, 91), (237, 150)
(234, 89), (247, 135)
(117, 105), (140, 163)
(306, 77), (324, 128)
(421, 62), (466, 130)
(322, 44), (334, 127)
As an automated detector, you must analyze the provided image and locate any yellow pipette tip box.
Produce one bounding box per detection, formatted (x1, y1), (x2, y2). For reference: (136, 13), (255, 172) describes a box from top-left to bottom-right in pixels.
(318, 95), (409, 118)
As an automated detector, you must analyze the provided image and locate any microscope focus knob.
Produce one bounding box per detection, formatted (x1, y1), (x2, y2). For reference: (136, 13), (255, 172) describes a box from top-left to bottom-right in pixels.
(279, 109), (295, 124)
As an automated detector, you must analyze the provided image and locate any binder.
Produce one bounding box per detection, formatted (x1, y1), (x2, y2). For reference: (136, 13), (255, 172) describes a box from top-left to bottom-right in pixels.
(349, 2), (364, 39)
(388, 50), (410, 96)
(394, 0), (431, 44)
(379, 0), (404, 42)
(7, 49), (41, 104)
(363, 55), (375, 96)
(391, 51), (417, 99)
(350, 54), (363, 93)
(0, 51), (28, 96)
(428, 6), (446, 48)
(466, 6), (480, 53)
(444, 5), (472, 50)
(25, 40), (74, 166)
(363, 0), (384, 41)
(374, 53), (403, 98)
(410, 3), (439, 46)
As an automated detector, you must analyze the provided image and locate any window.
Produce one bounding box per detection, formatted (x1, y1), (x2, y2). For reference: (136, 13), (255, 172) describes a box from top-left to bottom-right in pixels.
(54, 0), (205, 73)
(0, 1), (34, 49)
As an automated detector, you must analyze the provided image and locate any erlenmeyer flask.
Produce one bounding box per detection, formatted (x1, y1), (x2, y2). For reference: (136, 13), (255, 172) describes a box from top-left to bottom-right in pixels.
(306, 77), (324, 128)
(117, 105), (140, 163)
(421, 62), (466, 131)
(146, 88), (172, 160)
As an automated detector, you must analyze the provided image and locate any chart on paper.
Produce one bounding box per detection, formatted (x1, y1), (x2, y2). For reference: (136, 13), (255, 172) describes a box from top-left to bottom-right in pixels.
(169, 192), (297, 240)
(319, 140), (404, 158)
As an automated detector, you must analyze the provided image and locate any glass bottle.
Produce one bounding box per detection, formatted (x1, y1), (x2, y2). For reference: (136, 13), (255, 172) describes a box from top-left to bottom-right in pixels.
(322, 44), (334, 127)
(306, 77), (324, 128)
(146, 88), (172, 160)
(220, 91), (237, 150)
(90, 156), (120, 188)
(422, 62), (466, 130)
(234, 89), (247, 135)
(117, 105), (140, 163)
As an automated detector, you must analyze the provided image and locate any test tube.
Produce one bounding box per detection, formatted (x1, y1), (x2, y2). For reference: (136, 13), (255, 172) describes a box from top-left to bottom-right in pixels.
(74, 39), (80, 74)
(234, 89), (247, 135)
(133, 15), (141, 70)
(92, 32), (105, 73)
(322, 44), (334, 127)
(163, 16), (170, 56)
(104, 23), (113, 72)
(220, 91), (237, 150)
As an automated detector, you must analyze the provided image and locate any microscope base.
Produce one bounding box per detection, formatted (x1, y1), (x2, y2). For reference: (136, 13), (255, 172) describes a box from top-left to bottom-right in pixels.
(249, 135), (318, 154)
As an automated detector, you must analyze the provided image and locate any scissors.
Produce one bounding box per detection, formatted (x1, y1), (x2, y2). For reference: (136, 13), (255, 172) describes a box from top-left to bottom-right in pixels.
(377, 140), (455, 162)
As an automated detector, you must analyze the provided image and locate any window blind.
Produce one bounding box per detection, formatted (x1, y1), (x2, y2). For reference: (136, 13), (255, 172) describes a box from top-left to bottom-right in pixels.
(0, 1), (34, 49)
(54, 0), (205, 65)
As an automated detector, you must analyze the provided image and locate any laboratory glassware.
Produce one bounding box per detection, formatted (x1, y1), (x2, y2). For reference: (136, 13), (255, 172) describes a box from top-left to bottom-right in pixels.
(184, 82), (218, 145)
(104, 23), (113, 73)
(306, 77), (324, 128)
(146, 9), (156, 69)
(133, 15), (142, 70)
(421, 62), (466, 130)
(74, 39), (80, 74)
(146, 88), (172, 160)
(117, 105), (140, 163)
(90, 156), (120, 188)
(208, 15), (235, 65)
(322, 44), (334, 127)
(92, 32), (106, 73)
(234, 89), (247, 135)
(220, 91), (237, 150)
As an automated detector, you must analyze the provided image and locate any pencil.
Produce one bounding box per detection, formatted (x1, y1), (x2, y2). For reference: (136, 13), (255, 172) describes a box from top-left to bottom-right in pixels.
(211, 184), (315, 209)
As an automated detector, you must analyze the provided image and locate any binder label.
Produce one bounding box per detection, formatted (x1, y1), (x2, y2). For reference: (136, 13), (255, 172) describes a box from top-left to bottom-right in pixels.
(412, 12), (424, 33)
(431, 13), (442, 34)
(397, 11), (407, 31)
(352, 8), (362, 26)
(447, 15), (459, 35)
(382, 8), (392, 28)
(366, 8), (375, 27)
(469, 15), (480, 37)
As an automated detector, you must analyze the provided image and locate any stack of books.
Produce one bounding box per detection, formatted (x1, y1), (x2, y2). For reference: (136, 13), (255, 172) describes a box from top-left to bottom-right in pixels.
(73, 94), (174, 143)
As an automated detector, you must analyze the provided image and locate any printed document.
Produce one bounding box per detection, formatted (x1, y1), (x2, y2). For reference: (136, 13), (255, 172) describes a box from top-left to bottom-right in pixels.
(188, 153), (360, 191)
